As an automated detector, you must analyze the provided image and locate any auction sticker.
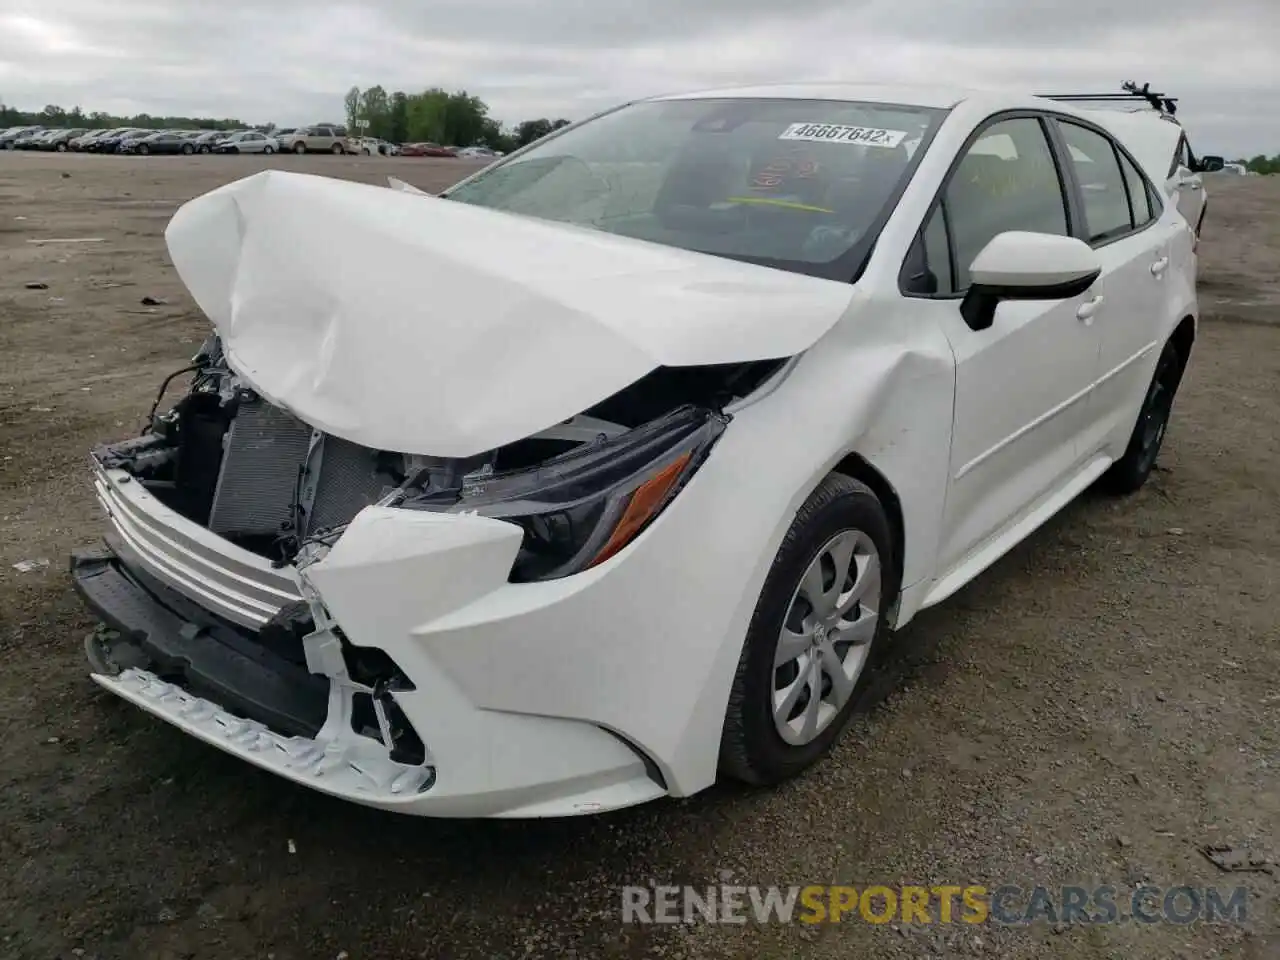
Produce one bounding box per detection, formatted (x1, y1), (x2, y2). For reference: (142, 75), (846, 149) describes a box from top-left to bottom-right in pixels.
(778, 123), (907, 147)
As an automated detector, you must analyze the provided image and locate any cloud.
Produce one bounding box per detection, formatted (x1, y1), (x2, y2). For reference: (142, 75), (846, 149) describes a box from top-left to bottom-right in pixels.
(1, 0), (1276, 155)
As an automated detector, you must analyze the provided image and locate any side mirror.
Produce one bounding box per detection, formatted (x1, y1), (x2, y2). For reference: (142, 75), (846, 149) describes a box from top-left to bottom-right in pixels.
(961, 231), (1102, 331)
(1197, 155), (1225, 173)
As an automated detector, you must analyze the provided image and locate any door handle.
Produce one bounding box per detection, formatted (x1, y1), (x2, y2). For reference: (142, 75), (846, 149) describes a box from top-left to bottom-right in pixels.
(1150, 257), (1170, 277)
(1076, 295), (1104, 324)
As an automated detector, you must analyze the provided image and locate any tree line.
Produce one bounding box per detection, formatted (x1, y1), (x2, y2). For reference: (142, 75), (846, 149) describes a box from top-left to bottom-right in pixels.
(343, 86), (569, 152)
(1, 90), (574, 153)
(0, 102), (245, 132)
(1242, 154), (1280, 175)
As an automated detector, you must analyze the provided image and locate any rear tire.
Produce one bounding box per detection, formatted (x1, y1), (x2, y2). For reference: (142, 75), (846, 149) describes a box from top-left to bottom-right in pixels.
(1100, 338), (1186, 494)
(719, 474), (900, 786)
(181, 143), (194, 155)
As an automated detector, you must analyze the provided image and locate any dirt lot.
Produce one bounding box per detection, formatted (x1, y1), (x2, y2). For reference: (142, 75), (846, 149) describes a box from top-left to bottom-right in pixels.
(1, 153), (1277, 960)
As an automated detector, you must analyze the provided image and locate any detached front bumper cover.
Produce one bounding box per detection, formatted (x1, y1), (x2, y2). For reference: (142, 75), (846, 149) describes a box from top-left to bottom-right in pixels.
(71, 543), (437, 803)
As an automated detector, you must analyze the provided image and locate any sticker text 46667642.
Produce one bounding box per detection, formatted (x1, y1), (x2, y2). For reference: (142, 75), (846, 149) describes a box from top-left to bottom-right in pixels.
(778, 123), (908, 148)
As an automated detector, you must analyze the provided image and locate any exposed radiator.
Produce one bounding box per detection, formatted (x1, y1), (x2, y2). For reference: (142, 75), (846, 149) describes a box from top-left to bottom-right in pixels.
(207, 398), (392, 539)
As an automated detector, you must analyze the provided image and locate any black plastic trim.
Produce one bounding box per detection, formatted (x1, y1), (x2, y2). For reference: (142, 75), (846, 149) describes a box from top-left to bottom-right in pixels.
(959, 268), (1102, 332)
(70, 540), (330, 737)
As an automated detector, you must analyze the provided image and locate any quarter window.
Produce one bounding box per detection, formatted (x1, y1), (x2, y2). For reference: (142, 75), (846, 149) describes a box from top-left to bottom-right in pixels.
(1117, 150), (1154, 226)
(1058, 122), (1133, 243)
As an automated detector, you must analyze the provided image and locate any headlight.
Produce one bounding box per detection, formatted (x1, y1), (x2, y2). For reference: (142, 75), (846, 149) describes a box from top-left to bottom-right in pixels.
(405, 405), (726, 582)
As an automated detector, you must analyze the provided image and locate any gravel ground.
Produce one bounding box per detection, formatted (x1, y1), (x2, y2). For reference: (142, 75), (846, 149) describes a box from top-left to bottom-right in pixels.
(0, 154), (1277, 960)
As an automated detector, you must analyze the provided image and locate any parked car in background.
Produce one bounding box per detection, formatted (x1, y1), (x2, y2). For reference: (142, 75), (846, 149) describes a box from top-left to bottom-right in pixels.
(279, 125), (349, 154)
(0, 126), (44, 149)
(192, 130), (232, 153)
(456, 146), (503, 160)
(117, 131), (157, 153)
(40, 128), (88, 152)
(1045, 87), (1221, 247)
(401, 142), (457, 157)
(69, 129), (113, 151)
(123, 131), (199, 155)
(354, 137), (399, 155)
(213, 131), (278, 154)
(93, 129), (148, 153)
(15, 129), (62, 149)
(117, 130), (160, 153)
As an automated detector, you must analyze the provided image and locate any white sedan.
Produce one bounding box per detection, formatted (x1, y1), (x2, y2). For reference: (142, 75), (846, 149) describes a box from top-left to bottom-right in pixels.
(73, 83), (1199, 817)
(212, 131), (278, 154)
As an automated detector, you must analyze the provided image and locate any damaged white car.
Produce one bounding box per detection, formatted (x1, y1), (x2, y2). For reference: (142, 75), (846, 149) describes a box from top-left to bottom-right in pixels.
(73, 83), (1199, 817)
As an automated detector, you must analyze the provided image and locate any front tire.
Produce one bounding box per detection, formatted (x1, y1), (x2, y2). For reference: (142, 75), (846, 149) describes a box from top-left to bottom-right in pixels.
(293, 142), (306, 154)
(56, 142), (67, 152)
(137, 144), (150, 155)
(1100, 338), (1185, 494)
(720, 474), (899, 785)
(331, 143), (344, 154)
(263, 145), (274, 155)
(198, 144), (211, 154)
(181, 143), (194, 155)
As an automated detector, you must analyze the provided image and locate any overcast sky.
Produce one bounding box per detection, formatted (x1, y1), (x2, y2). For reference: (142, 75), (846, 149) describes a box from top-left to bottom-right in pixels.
(2, 0), (1277, 157)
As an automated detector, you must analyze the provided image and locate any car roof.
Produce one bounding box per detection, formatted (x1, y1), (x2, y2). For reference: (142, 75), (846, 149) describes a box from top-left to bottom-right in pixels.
(645, 82), (1187, 125)
(649, 82), (991, 109)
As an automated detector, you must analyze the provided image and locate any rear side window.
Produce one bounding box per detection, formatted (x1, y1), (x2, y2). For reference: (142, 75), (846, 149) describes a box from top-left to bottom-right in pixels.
(1056, 122), (1132, 243)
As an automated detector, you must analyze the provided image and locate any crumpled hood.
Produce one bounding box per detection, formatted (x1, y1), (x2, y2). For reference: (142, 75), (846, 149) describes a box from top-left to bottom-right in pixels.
(163, 170), (855, 457)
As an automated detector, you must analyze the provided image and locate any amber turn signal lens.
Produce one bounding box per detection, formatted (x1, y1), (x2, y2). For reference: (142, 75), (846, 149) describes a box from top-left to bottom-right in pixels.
(587, 453), (692, 568)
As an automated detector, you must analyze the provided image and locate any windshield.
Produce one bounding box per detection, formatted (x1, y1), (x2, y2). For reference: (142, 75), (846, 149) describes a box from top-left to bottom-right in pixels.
(445, 97), (944, 279)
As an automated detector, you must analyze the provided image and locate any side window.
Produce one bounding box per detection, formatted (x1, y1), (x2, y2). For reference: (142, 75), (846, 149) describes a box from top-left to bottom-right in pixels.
(1117, 150), (1154, 227)
(944, 116), (1069, 291)
(1056, 121), (1133, 244)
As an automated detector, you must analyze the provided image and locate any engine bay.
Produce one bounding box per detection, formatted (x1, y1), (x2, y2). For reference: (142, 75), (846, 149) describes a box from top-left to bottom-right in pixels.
(95, 335), (784, 567)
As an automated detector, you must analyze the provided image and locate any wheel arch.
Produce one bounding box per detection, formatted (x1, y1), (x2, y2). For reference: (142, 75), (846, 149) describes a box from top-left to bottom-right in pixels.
(829, 452), (906, 604)
(1170, 314), (1196, 379)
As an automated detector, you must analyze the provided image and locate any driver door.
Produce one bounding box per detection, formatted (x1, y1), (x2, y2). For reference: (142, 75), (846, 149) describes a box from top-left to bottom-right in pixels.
(905, 115), (1106, 576)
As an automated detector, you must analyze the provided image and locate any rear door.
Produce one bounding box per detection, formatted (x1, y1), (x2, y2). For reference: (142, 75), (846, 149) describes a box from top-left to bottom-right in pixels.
(901, 114), (1107, 573)
(1049, 117), (1179, 458)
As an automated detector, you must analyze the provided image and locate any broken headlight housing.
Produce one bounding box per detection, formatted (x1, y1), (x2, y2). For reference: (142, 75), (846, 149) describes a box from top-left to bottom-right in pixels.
(410, 405), (726, 582)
